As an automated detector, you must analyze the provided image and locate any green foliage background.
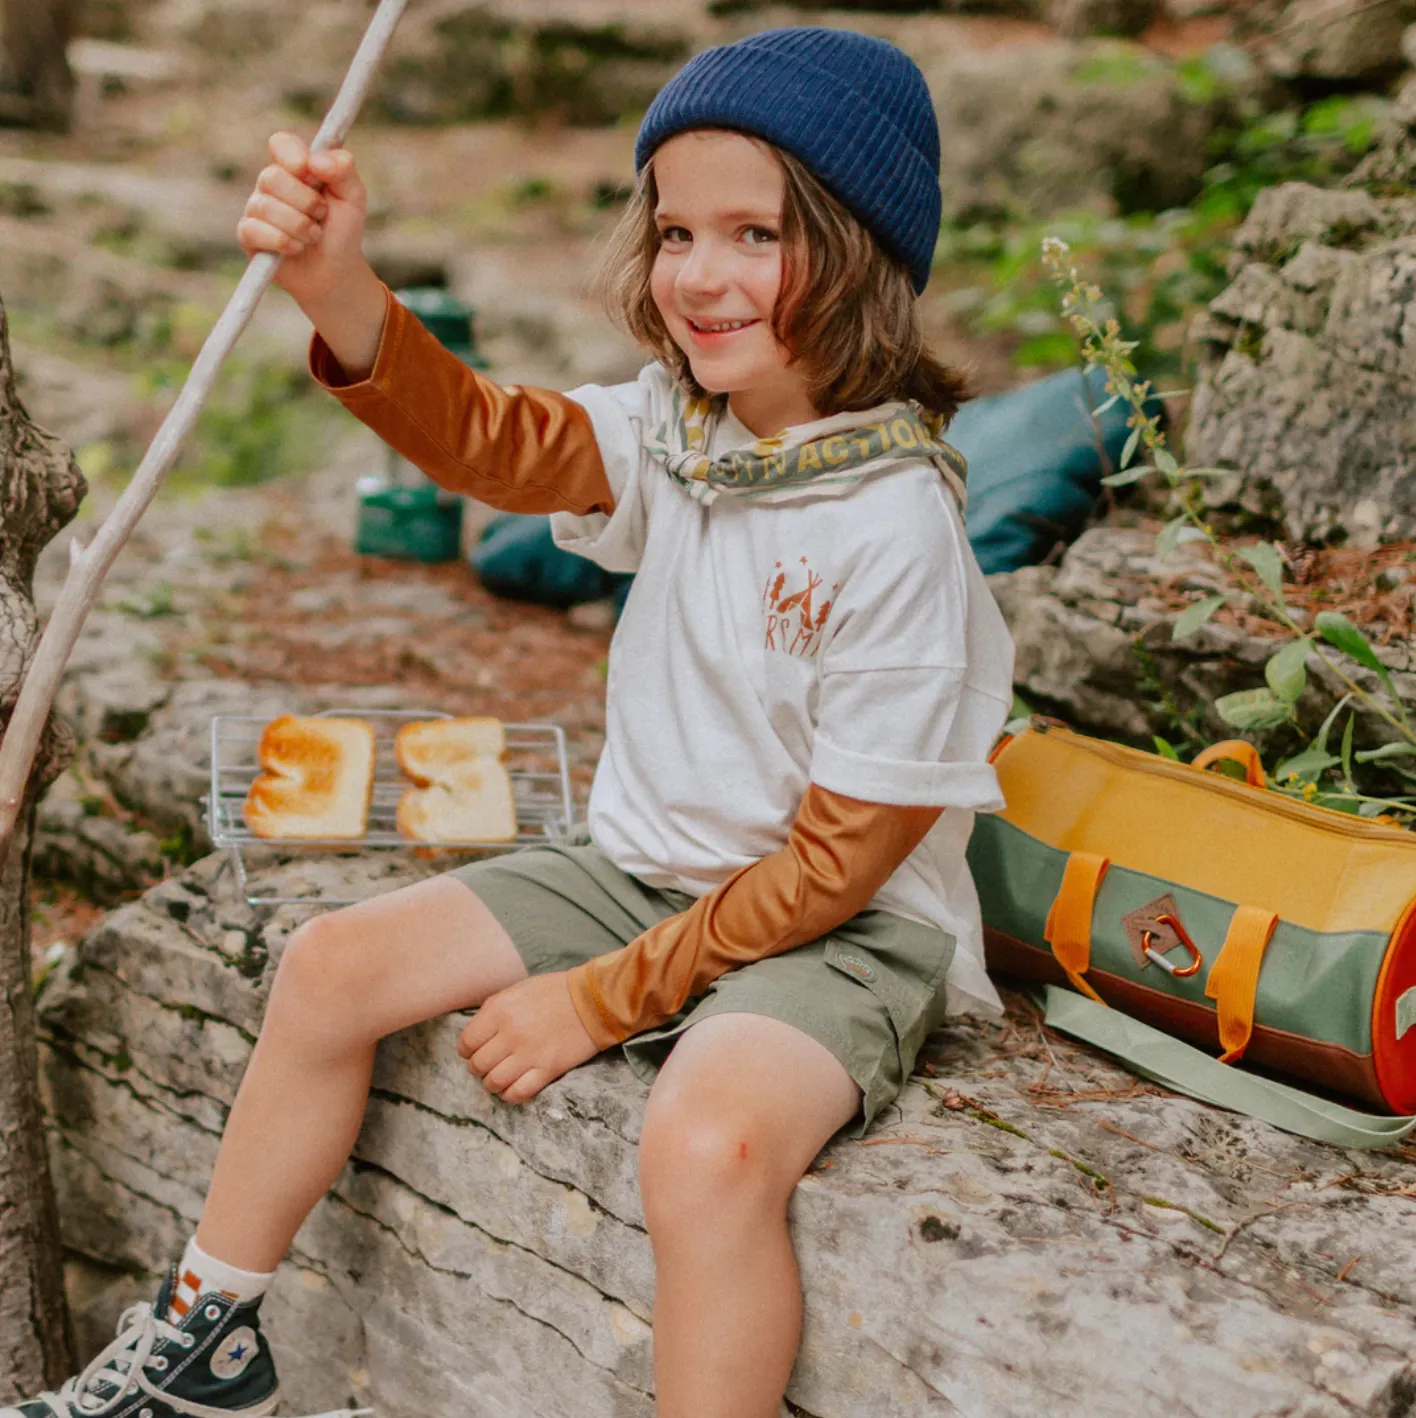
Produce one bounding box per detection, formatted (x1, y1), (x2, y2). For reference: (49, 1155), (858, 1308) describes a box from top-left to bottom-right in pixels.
(937, 78), (1390, 381)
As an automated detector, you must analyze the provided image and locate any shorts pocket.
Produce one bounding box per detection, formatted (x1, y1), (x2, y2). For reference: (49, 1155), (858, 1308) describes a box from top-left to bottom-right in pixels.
(823, 940), (934, 1063)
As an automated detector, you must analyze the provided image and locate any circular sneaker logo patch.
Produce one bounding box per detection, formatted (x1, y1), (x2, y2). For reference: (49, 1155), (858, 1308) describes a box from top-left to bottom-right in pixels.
(836, 953), (876, 984)
(210, 1327), (259, 1381)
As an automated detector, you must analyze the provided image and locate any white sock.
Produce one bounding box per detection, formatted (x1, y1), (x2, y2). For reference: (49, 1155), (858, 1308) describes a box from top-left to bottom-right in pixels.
(169, 1237), (274, 1321)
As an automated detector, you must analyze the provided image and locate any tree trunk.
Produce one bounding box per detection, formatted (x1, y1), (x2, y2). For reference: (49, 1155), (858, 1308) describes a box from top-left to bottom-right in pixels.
(0, 0), (76, 133)
(0, 288), (84, 1398)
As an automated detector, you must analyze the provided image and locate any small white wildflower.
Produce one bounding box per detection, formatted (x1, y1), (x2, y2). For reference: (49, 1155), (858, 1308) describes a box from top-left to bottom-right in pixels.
(1041, 235), (1071, 259)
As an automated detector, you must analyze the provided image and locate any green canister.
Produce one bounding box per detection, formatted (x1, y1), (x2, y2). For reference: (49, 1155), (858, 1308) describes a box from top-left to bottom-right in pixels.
(355, 288), (489, 562)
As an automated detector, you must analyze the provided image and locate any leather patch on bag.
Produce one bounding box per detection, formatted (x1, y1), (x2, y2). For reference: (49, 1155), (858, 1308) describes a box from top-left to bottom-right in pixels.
(1122, 894), (1184, 969)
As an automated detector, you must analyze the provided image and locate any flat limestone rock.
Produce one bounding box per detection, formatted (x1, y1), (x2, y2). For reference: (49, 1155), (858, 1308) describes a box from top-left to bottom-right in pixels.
(1185, 102), (1416, 545)
(37, 851), (1416, 1416)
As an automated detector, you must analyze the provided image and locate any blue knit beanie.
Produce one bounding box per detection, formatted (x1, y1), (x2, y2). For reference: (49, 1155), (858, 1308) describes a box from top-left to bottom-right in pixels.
(634, 27), (941, 294)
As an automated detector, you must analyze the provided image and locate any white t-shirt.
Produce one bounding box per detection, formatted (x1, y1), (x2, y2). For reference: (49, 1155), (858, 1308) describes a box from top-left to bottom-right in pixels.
(553, 364), (1015, 1017)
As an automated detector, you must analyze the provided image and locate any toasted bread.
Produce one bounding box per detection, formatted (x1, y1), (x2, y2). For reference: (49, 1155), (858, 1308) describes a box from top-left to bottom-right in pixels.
(394, 717), (518, 844)
(243, 715), (376, 840)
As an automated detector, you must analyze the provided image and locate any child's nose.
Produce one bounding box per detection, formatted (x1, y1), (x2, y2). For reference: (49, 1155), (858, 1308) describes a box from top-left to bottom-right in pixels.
(676, 239), (729, 296)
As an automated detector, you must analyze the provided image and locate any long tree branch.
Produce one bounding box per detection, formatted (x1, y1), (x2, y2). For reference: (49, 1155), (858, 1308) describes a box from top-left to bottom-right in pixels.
(0, 0), (409, 871)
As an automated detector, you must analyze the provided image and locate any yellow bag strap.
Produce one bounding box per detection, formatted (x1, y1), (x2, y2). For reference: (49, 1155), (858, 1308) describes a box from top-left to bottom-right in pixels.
(1044, 852), (1110, 1005)
(1204, 905), (1279, 1063)
(1192, 739), (1266, 788)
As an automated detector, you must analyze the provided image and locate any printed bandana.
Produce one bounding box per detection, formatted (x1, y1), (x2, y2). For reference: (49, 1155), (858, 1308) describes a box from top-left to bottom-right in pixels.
(644, 382), (968, 510)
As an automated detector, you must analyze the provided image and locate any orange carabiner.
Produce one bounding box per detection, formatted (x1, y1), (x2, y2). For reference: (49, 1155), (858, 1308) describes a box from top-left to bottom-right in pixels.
(1143, 913), (1203, 979)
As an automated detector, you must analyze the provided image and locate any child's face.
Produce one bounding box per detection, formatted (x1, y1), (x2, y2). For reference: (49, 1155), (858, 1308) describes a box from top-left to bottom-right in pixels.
(649, 130), (817, 432)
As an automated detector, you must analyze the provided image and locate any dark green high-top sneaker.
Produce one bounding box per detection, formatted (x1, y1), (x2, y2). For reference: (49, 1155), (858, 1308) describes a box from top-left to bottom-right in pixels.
(0, 1265), (279, 1418)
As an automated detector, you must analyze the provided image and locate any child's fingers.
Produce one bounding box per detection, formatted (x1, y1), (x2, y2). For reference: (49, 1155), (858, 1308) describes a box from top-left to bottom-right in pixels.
(455, 1011), (491, 1060)
(469, 1034), (511, 1080)
(499, 1070), (548, 1106)
(267, 129), (311, 178)
(236, 213), (309, 258)
(243, 189), (323, 247)
(254, 161), (327, 220)
(480, 1055), (524, 1097)
(263, 132), (365, 210)
(307, 147), (366, 208)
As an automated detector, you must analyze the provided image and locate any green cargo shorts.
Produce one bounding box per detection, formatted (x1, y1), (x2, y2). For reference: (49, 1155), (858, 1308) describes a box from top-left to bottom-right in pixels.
(450, 838), (955, 1132)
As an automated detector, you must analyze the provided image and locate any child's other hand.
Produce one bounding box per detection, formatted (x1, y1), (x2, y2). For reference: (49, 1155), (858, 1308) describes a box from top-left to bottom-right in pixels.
(237, 131), (368, 307)
(457, 972), (598, 1104)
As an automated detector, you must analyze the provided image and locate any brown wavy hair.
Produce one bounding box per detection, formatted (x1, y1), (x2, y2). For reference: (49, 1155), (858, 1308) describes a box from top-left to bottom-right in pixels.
(597, 134), (969, 423)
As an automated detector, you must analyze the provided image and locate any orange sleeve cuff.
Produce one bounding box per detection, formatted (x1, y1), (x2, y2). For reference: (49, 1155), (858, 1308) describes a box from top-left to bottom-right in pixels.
(308, 283), (615, 517)
(566, 959), (626, 1052)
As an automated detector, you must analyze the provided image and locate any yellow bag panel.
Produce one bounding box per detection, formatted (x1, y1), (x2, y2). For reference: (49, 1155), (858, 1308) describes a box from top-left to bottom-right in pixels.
(994, 728), (1416, 936)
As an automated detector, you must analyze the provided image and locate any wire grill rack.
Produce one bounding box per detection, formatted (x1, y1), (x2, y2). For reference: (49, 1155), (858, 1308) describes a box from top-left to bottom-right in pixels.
(207, 709), (575, 907)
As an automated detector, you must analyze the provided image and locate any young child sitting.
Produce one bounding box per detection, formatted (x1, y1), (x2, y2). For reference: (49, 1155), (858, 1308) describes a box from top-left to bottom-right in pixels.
(7, 27), (1014, 1418)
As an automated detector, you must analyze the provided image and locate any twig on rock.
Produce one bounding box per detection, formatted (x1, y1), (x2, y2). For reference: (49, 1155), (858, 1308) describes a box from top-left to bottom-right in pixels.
(1028, 1083), (1155, 1109)
(1096, 1119), (1165, 1152)
(1029, 1013), (1071, 1092)
(1213, 1204), (1292, 1263)
(0, 0), (410, 872)
(856, 1136), (941, 1149)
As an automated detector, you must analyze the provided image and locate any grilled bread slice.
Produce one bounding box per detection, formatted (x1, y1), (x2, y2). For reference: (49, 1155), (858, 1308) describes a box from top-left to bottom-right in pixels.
(395, 717), (518, 844)
(243, 715), (376, 840)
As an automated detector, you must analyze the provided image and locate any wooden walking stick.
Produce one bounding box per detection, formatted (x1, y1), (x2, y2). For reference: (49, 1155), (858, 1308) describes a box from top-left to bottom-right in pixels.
(0, 0), (409, 872)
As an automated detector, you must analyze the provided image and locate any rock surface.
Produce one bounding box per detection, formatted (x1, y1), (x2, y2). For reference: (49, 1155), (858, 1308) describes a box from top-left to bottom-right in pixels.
(1251, 0), (1416, 83)
(1184, 95), (1416, 546)
(38, 850), (1416, 1417)
(990, 525), (1416, 745)
(1048, 0), (1161, 39)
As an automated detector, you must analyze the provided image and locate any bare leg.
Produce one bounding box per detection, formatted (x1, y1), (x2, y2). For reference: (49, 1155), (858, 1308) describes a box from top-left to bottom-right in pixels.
(638, 1013), (860, 1418)
(198, 875), (525, 1271)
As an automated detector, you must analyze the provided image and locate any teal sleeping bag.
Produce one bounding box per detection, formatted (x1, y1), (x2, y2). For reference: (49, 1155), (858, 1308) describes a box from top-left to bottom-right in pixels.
(470, 366), (1154, 605)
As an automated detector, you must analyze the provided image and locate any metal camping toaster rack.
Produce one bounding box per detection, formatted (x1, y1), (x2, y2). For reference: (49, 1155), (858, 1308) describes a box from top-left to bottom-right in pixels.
(207, 709), (575, 907)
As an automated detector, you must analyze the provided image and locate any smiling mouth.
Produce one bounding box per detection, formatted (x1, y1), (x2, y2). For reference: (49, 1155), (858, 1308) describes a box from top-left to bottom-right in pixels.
(686, 316), (758, 334)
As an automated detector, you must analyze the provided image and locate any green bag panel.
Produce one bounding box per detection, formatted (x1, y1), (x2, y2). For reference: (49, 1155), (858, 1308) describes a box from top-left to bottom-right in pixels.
(969, 815), (1387, 1057)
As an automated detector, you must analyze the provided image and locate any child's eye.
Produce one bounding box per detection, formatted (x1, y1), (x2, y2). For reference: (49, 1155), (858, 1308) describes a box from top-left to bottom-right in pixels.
(658, 225), (691, 244)
(742, 226), (778, 246)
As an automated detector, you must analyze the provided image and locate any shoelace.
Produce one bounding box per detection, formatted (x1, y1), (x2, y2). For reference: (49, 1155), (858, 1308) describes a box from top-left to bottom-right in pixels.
(32, 1302), (235, 1418)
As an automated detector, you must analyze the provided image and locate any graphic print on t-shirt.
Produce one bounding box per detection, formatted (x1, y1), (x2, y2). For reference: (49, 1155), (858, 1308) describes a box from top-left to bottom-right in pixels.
(762, 556), (838, 659)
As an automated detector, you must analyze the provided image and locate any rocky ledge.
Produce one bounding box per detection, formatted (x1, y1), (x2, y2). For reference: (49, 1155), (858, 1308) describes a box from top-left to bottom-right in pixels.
(990, 525), (1416, 748)
(37, 851), (1416, 1417)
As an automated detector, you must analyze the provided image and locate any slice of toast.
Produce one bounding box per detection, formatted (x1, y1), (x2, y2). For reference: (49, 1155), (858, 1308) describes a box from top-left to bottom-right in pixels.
(394, 717), (518, 845)
(243, 715), (376, 840)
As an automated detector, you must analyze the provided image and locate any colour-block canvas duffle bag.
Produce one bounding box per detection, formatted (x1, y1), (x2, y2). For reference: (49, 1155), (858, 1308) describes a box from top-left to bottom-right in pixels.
(967, 722), (1416, 1148)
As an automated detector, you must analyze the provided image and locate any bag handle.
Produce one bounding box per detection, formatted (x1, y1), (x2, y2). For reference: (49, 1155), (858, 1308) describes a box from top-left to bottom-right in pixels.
(1204, 905), (1279, 1063)
(1193, 740), (1266, 788)
(1043, 852), (1110, 1005)
(1042, 986), (1416, 1150)
(1046, 860), (1282, 1068)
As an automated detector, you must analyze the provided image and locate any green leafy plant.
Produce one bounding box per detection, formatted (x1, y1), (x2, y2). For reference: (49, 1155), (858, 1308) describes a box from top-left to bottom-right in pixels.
(1043, 237), (1416, 823)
